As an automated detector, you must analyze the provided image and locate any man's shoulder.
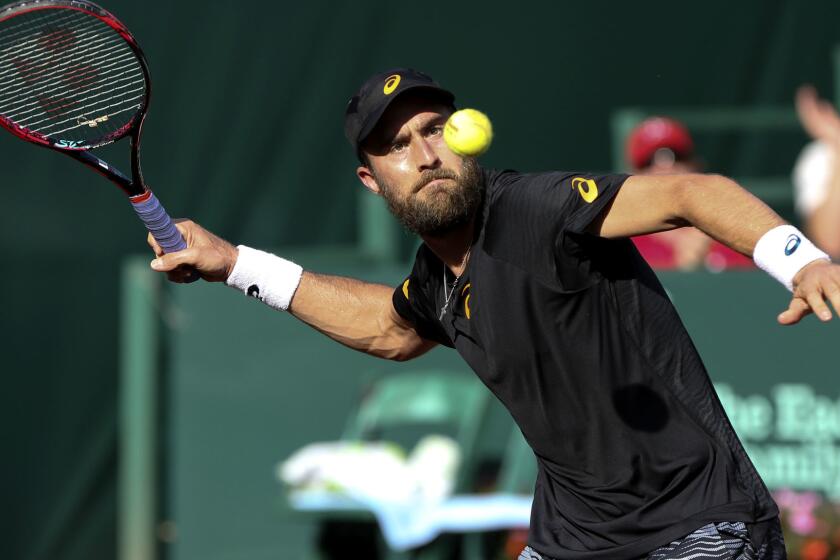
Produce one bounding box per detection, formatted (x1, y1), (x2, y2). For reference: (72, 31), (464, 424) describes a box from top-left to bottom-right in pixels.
(481, 168), (582, 211)
(481, 168), (588, 195)
(483, 168), (630, 204)
(482, 167), (572, 185)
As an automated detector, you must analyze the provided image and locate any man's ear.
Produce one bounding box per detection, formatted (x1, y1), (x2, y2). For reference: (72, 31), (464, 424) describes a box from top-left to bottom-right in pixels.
(357, 165), (382, 195)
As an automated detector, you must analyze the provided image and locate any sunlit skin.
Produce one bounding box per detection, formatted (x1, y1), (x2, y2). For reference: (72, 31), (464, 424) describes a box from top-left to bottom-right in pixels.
(355, 95), (475, 275)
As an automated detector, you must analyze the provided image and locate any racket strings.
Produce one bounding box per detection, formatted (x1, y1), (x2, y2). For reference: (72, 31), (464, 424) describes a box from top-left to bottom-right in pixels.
(0, 9), (79, 49)
(0, 6), (146, 144)
(0, 23), (121, 84)
(0, 11), (104, 89)
(2, 52), (141, 123)
(0, 16), (100, 58)
(0, 47), (135, 110)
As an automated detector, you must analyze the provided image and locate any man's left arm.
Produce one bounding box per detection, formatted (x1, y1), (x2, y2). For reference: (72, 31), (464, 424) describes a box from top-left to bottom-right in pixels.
(588, 173), (840, 325)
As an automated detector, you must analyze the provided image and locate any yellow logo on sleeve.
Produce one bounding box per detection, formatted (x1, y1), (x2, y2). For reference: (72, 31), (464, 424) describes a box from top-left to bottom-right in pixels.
(384, 74), (401, 95)
(402, 279), (410, 299)
(571, 177), (598, 203)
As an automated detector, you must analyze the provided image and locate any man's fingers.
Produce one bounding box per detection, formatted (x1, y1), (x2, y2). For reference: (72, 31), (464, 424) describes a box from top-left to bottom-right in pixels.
(824, 281), (840, 319)
(173, 220), (191, 241)
(778, 297), (811, 325)
(147, 232), (164, 257)
(146, 219), (231, 283)
(151, 248), (200, 272)
(805, 289), (833, 322)
(166, 266), (201, 284)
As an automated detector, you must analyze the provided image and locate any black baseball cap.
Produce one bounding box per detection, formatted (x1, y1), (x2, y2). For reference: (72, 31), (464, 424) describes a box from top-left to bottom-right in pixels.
(344, 68), (455, 159)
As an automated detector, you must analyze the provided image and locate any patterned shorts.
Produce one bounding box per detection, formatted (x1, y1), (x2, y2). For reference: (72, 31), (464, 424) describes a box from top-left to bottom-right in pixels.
(518, 520), (787, 560)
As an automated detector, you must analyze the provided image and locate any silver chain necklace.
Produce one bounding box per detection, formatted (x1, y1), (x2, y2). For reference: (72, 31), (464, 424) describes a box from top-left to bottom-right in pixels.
(439, 249), (470, 320)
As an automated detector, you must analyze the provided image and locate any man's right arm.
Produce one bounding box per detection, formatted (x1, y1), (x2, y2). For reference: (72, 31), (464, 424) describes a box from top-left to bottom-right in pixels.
(148, 220), (436, 361)
(289, 271), (436, 360)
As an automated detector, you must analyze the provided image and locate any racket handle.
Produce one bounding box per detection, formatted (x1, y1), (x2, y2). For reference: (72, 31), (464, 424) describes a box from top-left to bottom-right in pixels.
(130, 190), (187, 253)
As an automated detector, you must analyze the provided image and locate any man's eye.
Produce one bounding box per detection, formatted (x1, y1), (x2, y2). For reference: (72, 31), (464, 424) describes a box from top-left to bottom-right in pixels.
(390, 142), (407, 153)
(428, 125), (443, 136)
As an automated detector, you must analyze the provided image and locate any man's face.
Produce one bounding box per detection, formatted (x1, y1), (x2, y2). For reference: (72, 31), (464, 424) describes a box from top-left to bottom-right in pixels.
(357, 94), (483, 237)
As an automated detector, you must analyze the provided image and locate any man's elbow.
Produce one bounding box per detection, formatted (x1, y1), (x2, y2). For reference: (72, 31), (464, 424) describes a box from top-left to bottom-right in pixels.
(374, 348), (420, 362)
(388, 350), (417, 362)
(375, 336), (434, 362)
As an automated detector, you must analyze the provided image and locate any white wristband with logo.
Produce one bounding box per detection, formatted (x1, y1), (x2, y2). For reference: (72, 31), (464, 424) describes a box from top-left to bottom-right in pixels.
(225, 245), (303, 311)
(753, 225), (830, 291)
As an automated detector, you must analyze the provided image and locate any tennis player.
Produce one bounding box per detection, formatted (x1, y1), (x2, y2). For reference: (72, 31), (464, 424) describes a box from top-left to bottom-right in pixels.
(149, 69), (840, 559)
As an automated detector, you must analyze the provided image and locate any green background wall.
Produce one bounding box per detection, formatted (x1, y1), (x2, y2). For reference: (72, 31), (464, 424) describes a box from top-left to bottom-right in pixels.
(3, 1), (840, 558)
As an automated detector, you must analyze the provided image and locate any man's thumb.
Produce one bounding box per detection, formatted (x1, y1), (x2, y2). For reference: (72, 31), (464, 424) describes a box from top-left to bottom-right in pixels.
(151, 253), (186, 272)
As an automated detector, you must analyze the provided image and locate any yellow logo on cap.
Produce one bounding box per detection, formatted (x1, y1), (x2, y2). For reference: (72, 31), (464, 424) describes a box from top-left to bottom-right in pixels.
(402, 278), (410, 299)
(384, 74), (401, 95)
(571, 177), (598, 203)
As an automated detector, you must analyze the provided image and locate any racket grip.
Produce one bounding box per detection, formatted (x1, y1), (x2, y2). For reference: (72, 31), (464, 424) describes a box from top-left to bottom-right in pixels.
(130, 190), (187, 253)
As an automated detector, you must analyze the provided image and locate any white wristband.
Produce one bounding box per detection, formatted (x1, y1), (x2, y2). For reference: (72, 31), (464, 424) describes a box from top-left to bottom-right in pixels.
(225, 245), (303, 311)
(753, 225), (830, 291)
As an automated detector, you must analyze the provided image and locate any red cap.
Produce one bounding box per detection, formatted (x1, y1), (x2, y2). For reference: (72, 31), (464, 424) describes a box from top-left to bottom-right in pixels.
(626, 117), (694, 170)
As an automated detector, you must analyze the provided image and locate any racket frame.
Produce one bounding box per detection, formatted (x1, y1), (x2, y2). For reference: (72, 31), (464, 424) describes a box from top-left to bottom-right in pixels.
(0, 0), (151, 197)
(0, 0), (188, 256)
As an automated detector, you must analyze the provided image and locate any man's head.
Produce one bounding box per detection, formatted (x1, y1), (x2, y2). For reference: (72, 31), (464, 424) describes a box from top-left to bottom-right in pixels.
(344, 69), (483, 237)
(626, 116), (699, 175)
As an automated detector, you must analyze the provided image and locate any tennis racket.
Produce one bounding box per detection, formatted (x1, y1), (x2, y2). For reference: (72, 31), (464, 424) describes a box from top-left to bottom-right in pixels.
(0, 0), (185, 253)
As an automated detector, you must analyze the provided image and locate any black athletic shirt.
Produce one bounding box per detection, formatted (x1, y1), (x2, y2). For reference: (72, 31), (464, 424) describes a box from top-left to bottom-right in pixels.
(392, 169), (780, 559)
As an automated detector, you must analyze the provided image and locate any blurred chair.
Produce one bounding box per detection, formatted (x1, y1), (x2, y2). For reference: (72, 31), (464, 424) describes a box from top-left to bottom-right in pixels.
(342, 369), (491, 493)
(288, 369), (493, 560)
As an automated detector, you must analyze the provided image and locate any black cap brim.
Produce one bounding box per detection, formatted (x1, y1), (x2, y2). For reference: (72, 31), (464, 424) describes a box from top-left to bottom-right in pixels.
(356, 85), (455, 147)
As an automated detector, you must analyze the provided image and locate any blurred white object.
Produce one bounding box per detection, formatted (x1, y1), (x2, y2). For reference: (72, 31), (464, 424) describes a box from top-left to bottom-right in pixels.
(406, 435), (460, 503)
(792, 140), (832, 217)
(280, 435), (532, 550)
(278, 435), (460, 504)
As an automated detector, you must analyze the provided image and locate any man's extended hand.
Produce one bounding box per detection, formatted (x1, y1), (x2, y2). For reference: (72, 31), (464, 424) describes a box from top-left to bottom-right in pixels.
(147, 219), (238, 283)
(778, 260), (840, 325)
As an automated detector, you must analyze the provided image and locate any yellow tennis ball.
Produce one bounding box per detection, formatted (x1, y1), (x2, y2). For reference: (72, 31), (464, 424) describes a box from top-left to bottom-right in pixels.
(444, 108), (493, 157)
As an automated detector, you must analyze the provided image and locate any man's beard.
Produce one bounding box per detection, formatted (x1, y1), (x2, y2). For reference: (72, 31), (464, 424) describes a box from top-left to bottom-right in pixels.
(375, 158), (483, 237)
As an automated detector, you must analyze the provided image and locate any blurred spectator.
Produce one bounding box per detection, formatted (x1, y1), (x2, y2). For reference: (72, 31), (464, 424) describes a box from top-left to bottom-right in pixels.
(627, 116), (754, 271)
(792, 85), (840, 259)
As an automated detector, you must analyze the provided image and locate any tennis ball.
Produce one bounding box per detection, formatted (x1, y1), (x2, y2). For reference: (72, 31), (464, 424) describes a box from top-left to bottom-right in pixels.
(444, 108), (493, 157)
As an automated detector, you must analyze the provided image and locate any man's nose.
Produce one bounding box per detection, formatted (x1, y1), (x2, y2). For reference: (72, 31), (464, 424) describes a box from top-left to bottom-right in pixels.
(414, 137), (441, 171)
